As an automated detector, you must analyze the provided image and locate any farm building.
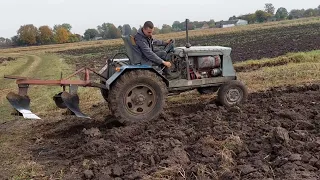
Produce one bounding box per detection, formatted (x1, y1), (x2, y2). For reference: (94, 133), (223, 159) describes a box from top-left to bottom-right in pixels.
(215, 19), (248, 28)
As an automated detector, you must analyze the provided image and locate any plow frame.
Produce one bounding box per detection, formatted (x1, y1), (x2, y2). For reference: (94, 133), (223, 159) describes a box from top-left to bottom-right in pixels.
(4, 67), (108, 119)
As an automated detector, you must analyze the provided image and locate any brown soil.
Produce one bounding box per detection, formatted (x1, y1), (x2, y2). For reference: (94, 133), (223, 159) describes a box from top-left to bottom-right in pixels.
(0, 84), (319, 179)
(57, 22), (320, 64)
(0, 57), (16, 64)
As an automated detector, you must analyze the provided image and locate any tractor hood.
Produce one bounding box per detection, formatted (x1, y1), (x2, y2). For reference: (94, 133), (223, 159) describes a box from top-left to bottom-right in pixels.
(173, 46), (232, 57)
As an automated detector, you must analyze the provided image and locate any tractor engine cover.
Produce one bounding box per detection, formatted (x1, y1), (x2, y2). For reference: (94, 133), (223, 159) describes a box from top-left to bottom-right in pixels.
(197, 55), (221, 69)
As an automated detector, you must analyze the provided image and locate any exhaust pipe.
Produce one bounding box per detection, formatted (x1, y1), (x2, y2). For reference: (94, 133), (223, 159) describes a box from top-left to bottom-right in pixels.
(185, 18), (191, 48)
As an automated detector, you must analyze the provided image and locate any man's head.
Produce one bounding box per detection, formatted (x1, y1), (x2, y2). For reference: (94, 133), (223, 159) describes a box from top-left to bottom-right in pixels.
(142, 21), (154, 38)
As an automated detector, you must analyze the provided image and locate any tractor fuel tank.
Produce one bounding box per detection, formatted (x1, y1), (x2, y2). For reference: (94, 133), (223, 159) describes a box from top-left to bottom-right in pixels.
(196, 55), (221, 69)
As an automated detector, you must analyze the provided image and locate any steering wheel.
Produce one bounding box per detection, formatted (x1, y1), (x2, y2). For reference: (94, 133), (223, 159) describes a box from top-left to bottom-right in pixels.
(164, 39), (175, 53)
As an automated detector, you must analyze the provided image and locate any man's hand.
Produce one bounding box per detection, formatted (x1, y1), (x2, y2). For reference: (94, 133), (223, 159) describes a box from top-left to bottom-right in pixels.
(166, 39), (172, 45)
(162, 61), (171, 68)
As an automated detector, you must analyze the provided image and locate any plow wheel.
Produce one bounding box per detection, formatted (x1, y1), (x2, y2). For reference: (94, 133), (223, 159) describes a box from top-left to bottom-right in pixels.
(108, 70), (167, 124)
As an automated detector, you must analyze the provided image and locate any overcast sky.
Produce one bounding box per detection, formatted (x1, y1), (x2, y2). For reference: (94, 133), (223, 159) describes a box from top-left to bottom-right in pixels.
(0, 0), (319, 38)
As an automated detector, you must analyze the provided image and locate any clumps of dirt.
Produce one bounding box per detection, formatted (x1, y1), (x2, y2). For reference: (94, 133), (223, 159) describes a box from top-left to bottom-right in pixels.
(0, 57), (16, 65)
(3, 83), (320, 179)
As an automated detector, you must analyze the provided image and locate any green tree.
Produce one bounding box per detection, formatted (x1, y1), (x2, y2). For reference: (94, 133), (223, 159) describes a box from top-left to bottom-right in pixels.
(84, 28), (99, 40)
(172, 21), (181, 31)
(238, 13), (256, 24)
(68, 34), (80, 42)
(54, 23), (72, 32)
(97, 23), (108, 39)
(160, 24), (172, 34)
(153, 27), (160, 35)
(304, 8), (316, 17)
(275, 7), (289, 20)
(17, 24), (38, 45)
(288, 9), (305, 19)
(264, 3), (275, 15)
(255, 10), (271, 23)
(207, 19), (215, 28)
(0, 37), (5, 43)
(11, 35), (23, 46)
(122, 24), (132, 36)
(229, 15), (237, 20)
(131, 27), (138, 35)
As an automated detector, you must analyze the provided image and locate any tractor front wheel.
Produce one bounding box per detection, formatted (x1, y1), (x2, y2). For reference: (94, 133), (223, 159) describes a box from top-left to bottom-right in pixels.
(217, 80), (248, 107)
(108, 70), (167, 124)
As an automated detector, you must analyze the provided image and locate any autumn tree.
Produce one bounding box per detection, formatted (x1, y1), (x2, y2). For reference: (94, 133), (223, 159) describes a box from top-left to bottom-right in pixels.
(107, 23), (121, 39)
(97, 23), (121, 39)
(38, 25), (53, 44)
(84, 28), (99, 40)
(264, 3), (275, 15)
(17, 24), (38, 45)
(55, 27), (69, 43)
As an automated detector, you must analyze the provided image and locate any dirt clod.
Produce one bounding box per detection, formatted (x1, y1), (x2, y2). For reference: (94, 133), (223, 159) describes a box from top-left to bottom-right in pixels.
(83, 170), (94, 179)
(273, 127), (290, 145)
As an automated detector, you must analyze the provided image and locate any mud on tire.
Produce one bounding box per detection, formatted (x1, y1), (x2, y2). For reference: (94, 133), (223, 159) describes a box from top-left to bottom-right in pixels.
(108, 70), (168, 124)
(217, 80), (248, 107)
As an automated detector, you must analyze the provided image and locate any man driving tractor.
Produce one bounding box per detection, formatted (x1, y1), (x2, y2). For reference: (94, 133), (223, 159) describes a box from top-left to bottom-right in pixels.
(133, 21), (180, 80)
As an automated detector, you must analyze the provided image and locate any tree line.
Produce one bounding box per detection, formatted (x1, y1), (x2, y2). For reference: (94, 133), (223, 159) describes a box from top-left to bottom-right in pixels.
(230, 4), (320, 23)
(0, 4), (319, 48)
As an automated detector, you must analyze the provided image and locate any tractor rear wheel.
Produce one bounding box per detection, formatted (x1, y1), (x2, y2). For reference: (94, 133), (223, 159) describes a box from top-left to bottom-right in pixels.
(108, 70), (167, 124)
(217, 80), (248, 107)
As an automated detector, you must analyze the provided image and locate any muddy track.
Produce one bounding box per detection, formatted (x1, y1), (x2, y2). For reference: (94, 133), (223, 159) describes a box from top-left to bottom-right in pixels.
(0, 83), (314, 179)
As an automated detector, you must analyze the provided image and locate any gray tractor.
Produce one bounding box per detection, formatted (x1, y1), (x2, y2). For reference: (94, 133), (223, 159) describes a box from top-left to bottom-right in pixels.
(99, 19), (248, 123)
(5, 19), (247, 122)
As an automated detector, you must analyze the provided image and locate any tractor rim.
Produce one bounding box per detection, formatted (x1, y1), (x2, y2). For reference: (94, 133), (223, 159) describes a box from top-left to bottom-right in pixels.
(124, 84), (157, 116)
(226, 88), (242, 103)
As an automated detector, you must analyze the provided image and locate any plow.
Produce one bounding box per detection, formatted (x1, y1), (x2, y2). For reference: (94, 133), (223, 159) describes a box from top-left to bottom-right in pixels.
(5, 67), (107, 119)
(4, 19), (248, 123)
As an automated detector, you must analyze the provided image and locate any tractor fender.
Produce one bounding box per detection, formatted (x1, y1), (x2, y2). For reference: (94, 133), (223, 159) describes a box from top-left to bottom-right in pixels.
(105, 65), (169, 90)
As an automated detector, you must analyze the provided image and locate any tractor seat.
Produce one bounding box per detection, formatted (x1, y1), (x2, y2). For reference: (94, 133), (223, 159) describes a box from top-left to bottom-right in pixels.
(121, 35), (142, 65)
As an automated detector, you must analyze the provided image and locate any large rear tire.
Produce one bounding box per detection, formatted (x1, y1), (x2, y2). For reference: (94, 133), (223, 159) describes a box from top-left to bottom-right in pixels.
(217, 80), (248, 107)
(108, 70), (168, 124)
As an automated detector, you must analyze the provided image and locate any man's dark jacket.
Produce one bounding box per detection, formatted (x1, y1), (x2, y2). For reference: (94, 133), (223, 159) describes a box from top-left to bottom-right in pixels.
(132, 28), (167, 66)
